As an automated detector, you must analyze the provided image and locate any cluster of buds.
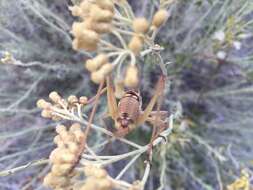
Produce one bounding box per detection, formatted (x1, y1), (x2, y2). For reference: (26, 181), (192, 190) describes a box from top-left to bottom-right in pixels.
(85, 54), (113, 84)
(79, 165), (114, 190)
(128, 9), (169, 55)
(70, 0), (115, 51)
(36, 91), (88, 120)
(43, 123), (85, 189)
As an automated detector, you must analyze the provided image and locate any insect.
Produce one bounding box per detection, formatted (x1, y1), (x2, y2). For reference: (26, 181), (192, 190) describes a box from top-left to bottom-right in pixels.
(106, 75), (169, 137)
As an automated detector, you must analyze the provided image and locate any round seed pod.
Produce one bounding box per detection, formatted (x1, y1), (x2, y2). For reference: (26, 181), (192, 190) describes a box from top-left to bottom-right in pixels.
(79, 96), (88, 104)
(72, 38), (98, 52)
(84, 18), (111, 33)
(128, 35), (143, 55)
(70, 123), (81, 131)
(95, 0), (114, 12)
(91, 70), (105, 84)
(98, 178), (113, 190)
(49, 91), (61, 103)
(62, 153), (76, 163)
(152, 9), (168, 28)
(90, 5), (113, 22)
(49, 148), (62, 164)
(53, 135), (65, 147)
(71, 22), (86, 37)
(85, 54), (108, 72)
(94, 168), (108, 178)
(69, 6), (82, 17)
(124, 65), (139, 88)
(68, 142), (79, 154)
(56, 125), (67, 134)
(41, 110), (52, 118)
(99, 63), (113, 75)
(67, 95), (78, 104)
(36, 99), (51, 109)
(82, 29), (100, 45)
(132, 18), (149, 34)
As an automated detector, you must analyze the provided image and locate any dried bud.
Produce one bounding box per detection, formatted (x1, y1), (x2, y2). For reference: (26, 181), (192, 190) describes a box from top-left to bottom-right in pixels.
(56, 125), (67, 134)
(71, 22), (86, 37)
(91, 70), (105, 84)
(124, 65), (139, 88)
(152, 9), (168, 28)
(79, 96), (88, 104)
(49, 148), (62, 164)
(85, 19), (112, 34)
(128, 35), (143, 55)
(132, 18), (149, 34)
(85, 54), (108, 72)
(99, 63), (113, 75)
(37, 99), (51, 109)
(62, 153), (76, 163)
(49, 91), (61, 103)
(90, 5), (113, 22)
(41, 110), (52, 118)
(53, 135), (65, 147)
(68, 142), (79, 154)
(72, 38), (98, 52)
(96, 0), (114, 12)
(67, 95), (78, 104)
(70, 123), (81, 131)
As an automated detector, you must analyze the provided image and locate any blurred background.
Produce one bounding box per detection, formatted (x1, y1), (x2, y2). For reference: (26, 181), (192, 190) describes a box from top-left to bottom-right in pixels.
(0, 0), (253, 189)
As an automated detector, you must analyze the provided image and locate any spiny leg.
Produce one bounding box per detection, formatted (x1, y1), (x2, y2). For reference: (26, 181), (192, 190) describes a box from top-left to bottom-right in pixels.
(136, 75), (166, 162)
(106, 76), (118, 120)
(136, 75), (166, 126)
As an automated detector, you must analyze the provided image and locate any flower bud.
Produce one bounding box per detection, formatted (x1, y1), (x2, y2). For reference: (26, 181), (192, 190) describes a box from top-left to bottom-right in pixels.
(56, 125), (66, 134)
(62, 153), (76, 163)
(90, 5), (113, 22)
(132, 18), (149, 34)
(128, 35), (143, 55)
(67, 95), (78, 104)
(85, 54), (108, 72)
(37, 99), (51, 109)
(79, 96), (88, 104)
(91, 70), (105, 84)
(99, 63), (113, 75)
(152, 9), (168, 28)
(49, 91), (61, 103)
(72, 38), (98, 52)
(124, 65), (139, 88)
(96, 0), (114, 12)
(41, 110), (52, 118)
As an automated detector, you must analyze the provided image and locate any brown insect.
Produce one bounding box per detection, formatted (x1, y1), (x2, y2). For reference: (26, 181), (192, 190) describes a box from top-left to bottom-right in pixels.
(106, 75), (169, 137)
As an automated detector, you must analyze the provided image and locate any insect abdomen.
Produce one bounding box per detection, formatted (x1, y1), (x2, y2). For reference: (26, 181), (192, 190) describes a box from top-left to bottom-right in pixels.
(118, 94), (140, 122)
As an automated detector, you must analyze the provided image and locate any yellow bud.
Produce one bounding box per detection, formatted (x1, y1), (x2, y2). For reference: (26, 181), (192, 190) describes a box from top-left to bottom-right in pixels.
(62, 153), (76, 163)
(85, 54), (108, 72)
(70, 123), (81, 131)
(124, 65), (139, 88)
(68, 142), (79, 154)
(79, 96), (88, 104)
(128, 36), (143, 55)
(152, 9), (168, 28)
(36, 99), (51, 109)
(67, 95), (78, 104)
(56, 125), (66, 134)
(69, 6), (82, 17)
(132, 18), (149, 33)
(99, 63), (113, 75)
(94, 168), (108, 178)
(99, 178), (113, 190)
(71, 22), (85, 37)
(53, 135), (64, 147)
(41, 110), (52, 118)
(96, 0), (114, 12)
(91, 70), (105, 84)
(49, 91), (61, 103)
(49, 148), (62, 164)
(90, 4), (113, 22)
(43, 173), (54, 188)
